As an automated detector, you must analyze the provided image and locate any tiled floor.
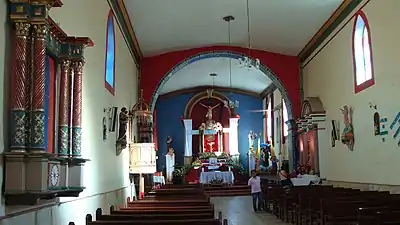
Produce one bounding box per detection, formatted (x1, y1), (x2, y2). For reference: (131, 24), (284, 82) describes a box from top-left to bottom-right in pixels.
(211, 196), (286, 225)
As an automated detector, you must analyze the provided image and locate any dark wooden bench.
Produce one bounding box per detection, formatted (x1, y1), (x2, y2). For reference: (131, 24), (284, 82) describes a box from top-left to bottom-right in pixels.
(84, 210), (227, 225)
(95, 208), (215, 221)
(261, 181), (400, 225)
(127, 199), (210, 207)
(112, 205), (214, 215)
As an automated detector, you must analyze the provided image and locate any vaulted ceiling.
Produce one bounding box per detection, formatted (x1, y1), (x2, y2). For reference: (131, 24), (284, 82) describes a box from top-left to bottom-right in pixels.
(123, 0), (344, 57)
(110, 0), (358, 95)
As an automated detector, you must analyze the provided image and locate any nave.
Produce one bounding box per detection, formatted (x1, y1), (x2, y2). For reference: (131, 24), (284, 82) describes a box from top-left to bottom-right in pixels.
(76, 182), (400, 225)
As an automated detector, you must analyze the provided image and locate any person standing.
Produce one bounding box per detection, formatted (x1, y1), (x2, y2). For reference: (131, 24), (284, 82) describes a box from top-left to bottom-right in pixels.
(248, 170), (262, 212)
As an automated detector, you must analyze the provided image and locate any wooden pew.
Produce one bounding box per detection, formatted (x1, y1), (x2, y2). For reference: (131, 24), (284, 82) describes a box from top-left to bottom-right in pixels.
(85, 210), (228, 225)
(95, 208), (215, 221)
(358, 207), (400, 225)
(113, 205), (215, 215)
(127, 199), (210, 208)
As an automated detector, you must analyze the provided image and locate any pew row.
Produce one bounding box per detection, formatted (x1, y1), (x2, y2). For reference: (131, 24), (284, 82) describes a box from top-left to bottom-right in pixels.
(84, 208), (227, 225)
(261, 181), (400, 225)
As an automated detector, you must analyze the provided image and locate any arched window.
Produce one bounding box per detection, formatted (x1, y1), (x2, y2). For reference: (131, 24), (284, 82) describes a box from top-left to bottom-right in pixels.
(105, 10), (116, 95)
(352, 11), (374, 93)
(282, 99), (288, 137)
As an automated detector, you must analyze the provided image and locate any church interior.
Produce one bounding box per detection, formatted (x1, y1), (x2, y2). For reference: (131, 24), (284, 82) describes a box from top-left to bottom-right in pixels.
(0, 0), (399, 224)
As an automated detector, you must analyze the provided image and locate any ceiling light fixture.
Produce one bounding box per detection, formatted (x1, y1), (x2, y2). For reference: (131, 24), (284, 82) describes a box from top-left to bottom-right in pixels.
(222, 16), (239, 109)
(238, 0), (260, 70)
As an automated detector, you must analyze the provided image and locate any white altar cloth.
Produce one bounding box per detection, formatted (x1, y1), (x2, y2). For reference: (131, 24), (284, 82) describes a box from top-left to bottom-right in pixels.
(291, 174), (320, 186)
(199, 171), (234, 184)
(153, 176), (166, 185)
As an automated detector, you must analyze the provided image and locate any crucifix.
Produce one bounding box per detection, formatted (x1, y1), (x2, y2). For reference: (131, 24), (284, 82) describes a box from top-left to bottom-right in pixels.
(207, 142), (215, 151)
(199, 103), (221, 120)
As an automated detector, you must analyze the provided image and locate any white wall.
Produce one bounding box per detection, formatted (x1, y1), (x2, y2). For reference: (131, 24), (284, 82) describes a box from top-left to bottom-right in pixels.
(303, 0), (400, 185)
(0, 0), (138, 224)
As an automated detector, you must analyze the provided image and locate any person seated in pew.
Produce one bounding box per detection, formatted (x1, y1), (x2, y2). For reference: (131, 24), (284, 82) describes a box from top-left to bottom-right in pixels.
(248, 170), (263, 212)
(279, 166), (292, 187)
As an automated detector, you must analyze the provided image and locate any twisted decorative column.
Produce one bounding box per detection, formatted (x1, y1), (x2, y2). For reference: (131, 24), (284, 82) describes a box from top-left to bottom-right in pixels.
(30, 24), (47, 152)
(71, 61), (84, 157)
(57, 60), (72, 157)
(10, 22), (31, 152)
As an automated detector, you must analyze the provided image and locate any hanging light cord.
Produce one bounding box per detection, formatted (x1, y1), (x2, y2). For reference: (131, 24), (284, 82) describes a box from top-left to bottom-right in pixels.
(246, 0), (251, 55)
(228, 19), (233, 89)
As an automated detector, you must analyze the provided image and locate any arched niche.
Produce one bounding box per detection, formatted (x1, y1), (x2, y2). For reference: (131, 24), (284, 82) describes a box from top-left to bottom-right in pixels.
(296, 97), (326, 175)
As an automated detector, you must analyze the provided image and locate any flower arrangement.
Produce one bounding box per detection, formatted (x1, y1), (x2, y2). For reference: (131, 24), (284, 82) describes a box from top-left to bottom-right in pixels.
(191, 158), (202, 168)
(199, 152), (217, 159)
(219, 152), (228, 159)
(226, 158), (245, 175)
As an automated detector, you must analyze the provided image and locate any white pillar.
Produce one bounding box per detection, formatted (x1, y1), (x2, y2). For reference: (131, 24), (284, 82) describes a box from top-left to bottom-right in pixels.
(183, 119), (193, 157)
(165, 154), (175, 182)
(316, 119), (327, 176)
(229, 118), (239, 155)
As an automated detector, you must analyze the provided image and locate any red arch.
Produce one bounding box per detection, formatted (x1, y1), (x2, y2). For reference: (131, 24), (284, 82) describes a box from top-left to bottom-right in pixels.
(352, 10), (375, 94)
(140, 46), (301, 118)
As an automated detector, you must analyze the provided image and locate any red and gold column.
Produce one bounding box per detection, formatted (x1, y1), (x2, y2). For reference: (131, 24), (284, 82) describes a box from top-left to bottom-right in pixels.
(30, 23), (47, 152)
(71, 60), (84, 157)
(57, 60), (71, 157)
(10, 21), (31, 152)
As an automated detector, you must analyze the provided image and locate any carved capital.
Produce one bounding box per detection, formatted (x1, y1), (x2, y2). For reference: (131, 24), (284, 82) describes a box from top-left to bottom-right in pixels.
(32, 24), (48, 39)
(14, 22), (31, 37)
(60, 60), (71, 72)
(72, 61), (84, 74)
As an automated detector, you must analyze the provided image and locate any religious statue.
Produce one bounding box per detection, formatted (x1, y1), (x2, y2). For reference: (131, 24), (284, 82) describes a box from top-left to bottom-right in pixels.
(200, 103), (220, 120)
(248, 130), (257, 149)
(341, 105), (354, 150)
(116, 107), (129, 155)
(117, 107), (129, 140)
(166, 136), (173, 149)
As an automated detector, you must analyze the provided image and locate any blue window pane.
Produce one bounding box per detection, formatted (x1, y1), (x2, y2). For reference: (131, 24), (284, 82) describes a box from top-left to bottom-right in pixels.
(105, 14), (115, 89)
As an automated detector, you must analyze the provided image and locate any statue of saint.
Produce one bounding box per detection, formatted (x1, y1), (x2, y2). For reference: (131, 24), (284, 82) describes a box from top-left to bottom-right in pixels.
(166, 136), (173, 149)
(199, 103), (221, 120)
(248, 130), (256, 149)
(117, 107), (129, 142)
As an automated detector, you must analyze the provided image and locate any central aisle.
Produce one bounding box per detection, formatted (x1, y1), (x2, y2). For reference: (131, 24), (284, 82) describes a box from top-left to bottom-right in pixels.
(211, 196), (285, 225)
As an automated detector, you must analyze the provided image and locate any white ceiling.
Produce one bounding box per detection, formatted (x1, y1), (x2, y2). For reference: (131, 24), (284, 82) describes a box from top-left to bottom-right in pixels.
(159, 57), (272, 94)
(124, 0), (343, 57)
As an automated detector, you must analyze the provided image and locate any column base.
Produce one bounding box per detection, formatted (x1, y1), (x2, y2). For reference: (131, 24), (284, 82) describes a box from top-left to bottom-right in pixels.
(184, 156), (192, 165)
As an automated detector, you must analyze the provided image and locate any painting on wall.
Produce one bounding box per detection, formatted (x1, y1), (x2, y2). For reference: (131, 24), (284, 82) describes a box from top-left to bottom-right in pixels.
(109, 107), (118, 132)
(341, 105), (354, 151)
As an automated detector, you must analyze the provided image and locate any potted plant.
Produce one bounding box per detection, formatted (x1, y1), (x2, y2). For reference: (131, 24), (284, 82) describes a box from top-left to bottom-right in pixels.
(226, 158), (246, 183)
(172, 165), (184, 184)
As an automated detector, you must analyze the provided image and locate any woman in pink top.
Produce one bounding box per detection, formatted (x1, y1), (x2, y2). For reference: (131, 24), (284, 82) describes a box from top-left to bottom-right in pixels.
(248, 170), (262, 212)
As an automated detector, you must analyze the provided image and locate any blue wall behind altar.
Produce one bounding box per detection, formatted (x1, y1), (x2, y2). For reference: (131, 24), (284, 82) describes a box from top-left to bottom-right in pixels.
(155, 92), (263, 172)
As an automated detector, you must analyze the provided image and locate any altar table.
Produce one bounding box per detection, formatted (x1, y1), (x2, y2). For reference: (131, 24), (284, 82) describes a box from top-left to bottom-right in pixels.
(291, 174), (320, 186)
(199, 171), (234, 184)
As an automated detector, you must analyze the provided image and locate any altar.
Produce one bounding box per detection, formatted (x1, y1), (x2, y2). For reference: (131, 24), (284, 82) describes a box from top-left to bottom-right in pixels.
(199, 171), (234, 184)
(182, 100), (240, 161)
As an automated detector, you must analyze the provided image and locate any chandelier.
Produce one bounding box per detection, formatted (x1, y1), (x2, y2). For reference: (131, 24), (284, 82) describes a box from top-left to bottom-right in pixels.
(222, 15), (239, 109)
(238, 0), (260, 70)
(131, 89), (153, 127)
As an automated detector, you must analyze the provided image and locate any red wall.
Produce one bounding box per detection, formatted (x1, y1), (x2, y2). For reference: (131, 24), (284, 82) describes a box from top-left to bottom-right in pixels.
(140, 46), (301, 118)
